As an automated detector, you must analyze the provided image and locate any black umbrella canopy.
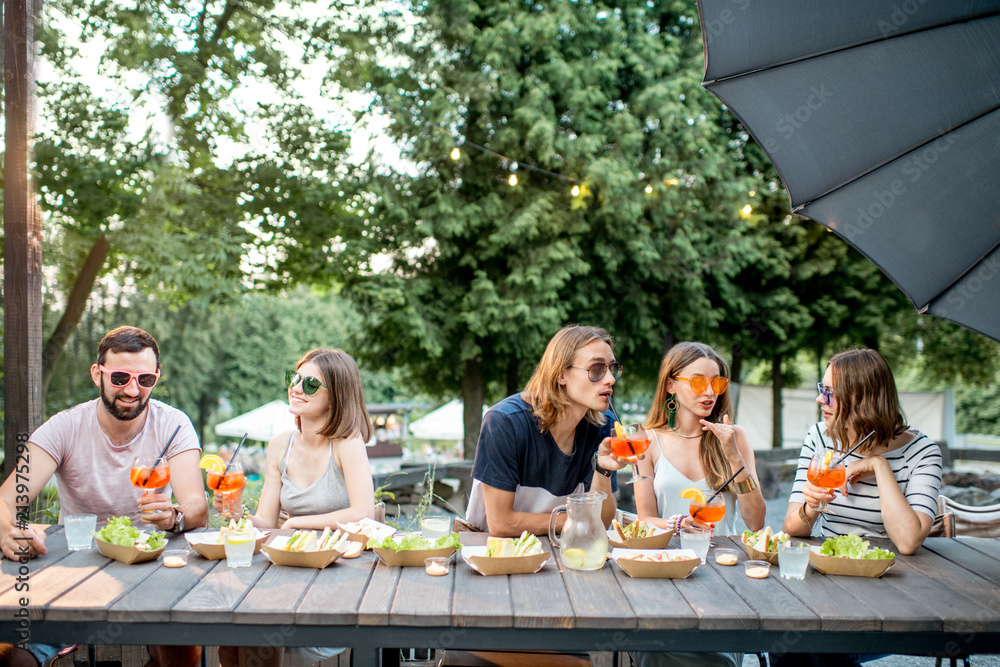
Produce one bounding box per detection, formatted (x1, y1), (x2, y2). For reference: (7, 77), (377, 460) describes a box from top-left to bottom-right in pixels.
(697, 1), (1000, 342)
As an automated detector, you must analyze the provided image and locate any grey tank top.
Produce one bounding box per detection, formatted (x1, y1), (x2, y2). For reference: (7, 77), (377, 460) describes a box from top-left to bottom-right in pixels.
(279, 431), (351, 519)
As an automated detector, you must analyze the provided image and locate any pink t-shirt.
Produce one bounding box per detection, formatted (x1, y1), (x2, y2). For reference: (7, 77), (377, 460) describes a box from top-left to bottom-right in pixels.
(30, 398), (201, 523)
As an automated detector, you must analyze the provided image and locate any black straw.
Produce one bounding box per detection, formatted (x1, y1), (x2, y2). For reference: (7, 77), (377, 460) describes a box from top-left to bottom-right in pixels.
(141, 424), (182, 485)
(223, 433), (248, 476)
(606, 396), (621, 424)
(691, 465), (745, 521)
(833, 430), (876, 466)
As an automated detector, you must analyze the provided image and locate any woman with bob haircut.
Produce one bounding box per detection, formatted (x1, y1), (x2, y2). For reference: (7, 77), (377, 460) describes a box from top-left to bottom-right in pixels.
(634, 342), (765, 538)
(466, 324), (628, 535)
(219, 348), (375, 667)
(783, 348), (942, 555)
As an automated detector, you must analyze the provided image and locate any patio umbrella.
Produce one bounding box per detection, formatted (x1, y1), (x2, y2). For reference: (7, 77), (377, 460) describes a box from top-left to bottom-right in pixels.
(696, 1), (1000, 342)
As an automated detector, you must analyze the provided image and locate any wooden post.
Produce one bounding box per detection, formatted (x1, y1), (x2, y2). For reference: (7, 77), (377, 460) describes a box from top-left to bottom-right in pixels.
(3, 0), (44, 478)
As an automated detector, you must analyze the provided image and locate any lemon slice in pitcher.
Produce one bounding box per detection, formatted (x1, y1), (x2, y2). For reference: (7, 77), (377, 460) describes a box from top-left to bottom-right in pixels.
(562, 548), (588, 569)
(679, 487), (706, 505)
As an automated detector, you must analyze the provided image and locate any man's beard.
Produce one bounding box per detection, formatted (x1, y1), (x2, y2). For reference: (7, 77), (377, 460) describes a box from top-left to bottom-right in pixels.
(100, 377), (150, 421)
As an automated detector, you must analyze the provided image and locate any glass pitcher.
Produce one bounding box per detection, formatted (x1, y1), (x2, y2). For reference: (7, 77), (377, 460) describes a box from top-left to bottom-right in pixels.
(548, 490), (608, 571)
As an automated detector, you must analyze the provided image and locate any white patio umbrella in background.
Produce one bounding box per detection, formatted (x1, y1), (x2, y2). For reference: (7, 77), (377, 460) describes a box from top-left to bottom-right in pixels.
(214, 399), (297, 443)
(408, 399), (488, 441)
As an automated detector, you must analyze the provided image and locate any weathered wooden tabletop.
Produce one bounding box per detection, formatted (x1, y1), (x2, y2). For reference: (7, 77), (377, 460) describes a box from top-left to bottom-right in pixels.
(3, 527), (1000, 666)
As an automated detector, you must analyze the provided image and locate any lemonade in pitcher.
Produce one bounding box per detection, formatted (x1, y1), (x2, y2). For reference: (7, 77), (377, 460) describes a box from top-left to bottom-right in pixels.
(549, 490), (608, 571)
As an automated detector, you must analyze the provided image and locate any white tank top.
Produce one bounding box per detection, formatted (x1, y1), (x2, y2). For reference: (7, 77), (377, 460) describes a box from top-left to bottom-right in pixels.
(650, 430), (739, 536)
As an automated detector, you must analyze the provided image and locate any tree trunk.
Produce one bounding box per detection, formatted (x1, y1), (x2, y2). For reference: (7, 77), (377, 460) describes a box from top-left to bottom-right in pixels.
(41, 236), (111, 397)
(505, 357), (519, 397)
(771, 352), (783, 449)
(462, 358), (485, 462)
(730, 342), (744, 383)
(3, 0), (44, 479)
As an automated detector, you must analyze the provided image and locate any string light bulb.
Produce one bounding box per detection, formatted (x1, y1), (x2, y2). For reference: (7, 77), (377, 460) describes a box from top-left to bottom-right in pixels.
(748, 190), (756, 197)
(742, 204), (753, 216)
(508, 174), (518, 186)
(450, 147), (461, 160)
(645, 184), (653, 194)
(571, 185), (580, 197)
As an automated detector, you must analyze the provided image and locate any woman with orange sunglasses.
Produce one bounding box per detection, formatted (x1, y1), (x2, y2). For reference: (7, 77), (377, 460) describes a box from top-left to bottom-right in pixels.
(634, 342), (765, 537)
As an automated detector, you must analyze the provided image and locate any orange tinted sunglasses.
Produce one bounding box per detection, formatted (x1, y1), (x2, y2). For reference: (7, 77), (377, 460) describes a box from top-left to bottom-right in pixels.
(675, 376), (729, 394)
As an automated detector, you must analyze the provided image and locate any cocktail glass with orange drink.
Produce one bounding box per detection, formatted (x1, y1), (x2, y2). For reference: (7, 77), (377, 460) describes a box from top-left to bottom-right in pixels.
(611, 423), (651, 484)
(680, 486), (725, 546)
(131, 456), (170, 516)
(201, 454), (246, 520)
(807, 447), (846, 514)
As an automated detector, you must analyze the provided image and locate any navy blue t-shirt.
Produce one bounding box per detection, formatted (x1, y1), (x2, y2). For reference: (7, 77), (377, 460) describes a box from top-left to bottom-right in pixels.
(472, 394), (617, 496)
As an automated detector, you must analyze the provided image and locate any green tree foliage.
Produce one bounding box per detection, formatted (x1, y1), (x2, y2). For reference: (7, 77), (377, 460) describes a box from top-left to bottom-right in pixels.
(31, 0), (356, 397)
(315, 0), (758, 457)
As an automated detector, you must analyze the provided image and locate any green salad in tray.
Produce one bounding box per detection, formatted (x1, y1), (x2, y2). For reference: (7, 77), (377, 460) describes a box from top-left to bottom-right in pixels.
(94, 516), (166, 551)
(819, 534), (894, 560)
(370, 532), (461, 552)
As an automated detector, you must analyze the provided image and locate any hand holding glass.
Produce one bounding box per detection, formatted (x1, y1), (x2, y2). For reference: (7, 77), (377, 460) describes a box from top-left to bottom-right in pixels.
(208, 462), (245, 520)
(130, 456), (169, 516)
(807, 447), (846, 514)
(611, 423), (651, 483)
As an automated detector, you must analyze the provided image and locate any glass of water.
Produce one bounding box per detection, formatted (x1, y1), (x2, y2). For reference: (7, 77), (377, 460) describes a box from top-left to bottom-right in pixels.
(224, 531), (255, 568)
(65, 514), (97, 551)
(420, 515), (452, 541)
(680, 527), (712, 564)
(778, 541), (812, 580)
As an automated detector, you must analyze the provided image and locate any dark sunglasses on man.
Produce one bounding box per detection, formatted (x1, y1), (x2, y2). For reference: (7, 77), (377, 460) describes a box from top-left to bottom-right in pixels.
(98, 365), (160, 388)
(285, 370), (326, 395)
(568, 362), (624, 383)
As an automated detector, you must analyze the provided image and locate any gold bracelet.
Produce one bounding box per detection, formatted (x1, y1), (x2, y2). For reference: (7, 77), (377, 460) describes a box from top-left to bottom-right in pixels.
(798, 503), (816, 525)
(731, 475), (757, 495)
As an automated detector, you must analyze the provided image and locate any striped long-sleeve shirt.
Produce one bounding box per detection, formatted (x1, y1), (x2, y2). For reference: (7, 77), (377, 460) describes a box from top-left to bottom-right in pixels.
(789, 422), (942, 539)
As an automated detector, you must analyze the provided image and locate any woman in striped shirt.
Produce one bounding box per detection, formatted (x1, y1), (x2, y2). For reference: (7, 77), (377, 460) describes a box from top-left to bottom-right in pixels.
(783, 348), (942, 555)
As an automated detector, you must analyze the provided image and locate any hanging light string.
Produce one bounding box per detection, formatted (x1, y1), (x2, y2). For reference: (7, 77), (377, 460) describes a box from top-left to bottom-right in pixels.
(452, 138), (580, 185)
(448, 138), (755, 212)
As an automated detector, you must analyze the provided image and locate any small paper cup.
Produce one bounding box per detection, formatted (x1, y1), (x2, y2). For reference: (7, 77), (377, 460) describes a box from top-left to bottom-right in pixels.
(745, 560), (770, 579)
(425, 557), (451, 576)
(163, 549), (189, 568)
(714, 548), (739, 566)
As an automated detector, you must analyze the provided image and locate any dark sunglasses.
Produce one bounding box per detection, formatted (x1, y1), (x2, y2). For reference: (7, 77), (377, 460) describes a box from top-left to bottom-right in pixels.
(285, 370), (326, 395)
(569, 362), (624, 382)
(817, 381), (833, 406)
(99, 365), (160, 388)
(675, 375), (729, 395)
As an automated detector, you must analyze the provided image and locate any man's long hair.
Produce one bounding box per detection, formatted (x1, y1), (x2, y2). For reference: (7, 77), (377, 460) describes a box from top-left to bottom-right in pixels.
(521, 325), (613, 433)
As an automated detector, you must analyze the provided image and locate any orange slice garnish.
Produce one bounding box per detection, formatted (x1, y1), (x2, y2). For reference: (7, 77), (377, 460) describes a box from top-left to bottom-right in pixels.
(199, 454), (226, 472)
(614, 421), (626, 438)
(679, 487), (706, 505)
(822, 451), (833, 469)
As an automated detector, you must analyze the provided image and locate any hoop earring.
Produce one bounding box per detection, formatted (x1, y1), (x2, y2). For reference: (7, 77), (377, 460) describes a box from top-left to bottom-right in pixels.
(664, 395), (678, 429)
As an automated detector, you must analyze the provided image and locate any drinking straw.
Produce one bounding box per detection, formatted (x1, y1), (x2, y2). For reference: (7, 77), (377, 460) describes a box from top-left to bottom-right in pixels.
(606, 396), (622, 424)
(832, 430), (876, 466)
(690, 466), (747, 521)
(140, 424), (182, 485)
(222, 433), (248, 476)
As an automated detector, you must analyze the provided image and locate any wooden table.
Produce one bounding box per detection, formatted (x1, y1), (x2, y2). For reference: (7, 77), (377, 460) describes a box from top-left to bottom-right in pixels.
(3, 528), (1000, 666)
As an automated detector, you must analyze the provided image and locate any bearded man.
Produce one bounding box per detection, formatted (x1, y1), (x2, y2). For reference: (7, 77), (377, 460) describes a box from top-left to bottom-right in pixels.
(0, 326), (206, 667)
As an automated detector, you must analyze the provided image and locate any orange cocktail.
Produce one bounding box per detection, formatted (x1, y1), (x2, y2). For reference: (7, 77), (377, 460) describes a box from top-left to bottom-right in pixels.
(614, 424), (651, 483)
(207, 469), (246, 493)
(807, 465), (847, 490)
(202, 455), (245, 519)
(689, 499), (726, 524)
(807, 448), (846, 513)
(131, 456), (170, 516)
